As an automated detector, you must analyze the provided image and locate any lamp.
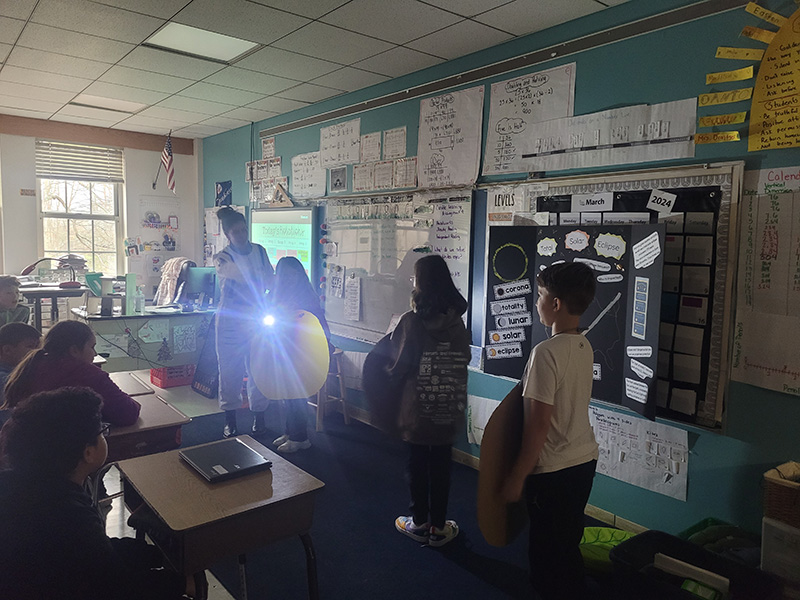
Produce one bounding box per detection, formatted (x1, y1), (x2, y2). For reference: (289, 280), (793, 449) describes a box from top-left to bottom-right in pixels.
(20, 258), (83, 289)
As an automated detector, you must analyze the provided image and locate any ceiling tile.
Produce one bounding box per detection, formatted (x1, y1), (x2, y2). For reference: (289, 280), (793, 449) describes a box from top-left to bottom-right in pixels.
(56, 103), (130, 122)
(172, 124), (229, 138)
(0, 0), (37, 21)
(247, 96), (309, 114)
(352, 46), (443, 78)
(174, 0), (309, 45)
(198, 115), (251, 130)
(16, 23), (136, 64)
(158, 96), (237, 116)
(118, 113), (195, 130)
(31, 0), (164, 44)
(7, 47), (111, 79)
(0, 65), (93, 92)
(278, 83), (342, 103)
(273, 22), (394, 65)
(249, 0), (350, 20)
(50, 113), (122, 127)
(92, 0), (191, 19)
(234, 47), (341, 80)
(0, 81), (76, 104)
(311, 67), (390, 92)
(0, 93), (65, 113)
(0, 42), (11, 63)
(99, 65), (195, 94)
(137, 106), (209, 123)
(119, 46), (225, 79)
(219, 107), (279, 122)
(420, 0), (513, 18)
(0, 106), (55, 119)
(0, 16), (24, 44)
(82, 81), (169, 105)
(407, 19), (513, 60)
(601, 0), (630, 5)
(474, 0), (603, 37)
(321, 0), (461, 45)
(111, 121), (172, 135)
(179, 82), (264, 105)
(204, 67), (296, 95)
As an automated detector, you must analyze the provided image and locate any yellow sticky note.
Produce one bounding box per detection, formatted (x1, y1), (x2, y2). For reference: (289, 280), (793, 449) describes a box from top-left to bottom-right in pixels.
(695, 131), (741, 144)
(745, 2), (786, 27)
(706, 66), (753, 85)
(699, 112), (748, 128)
(740, 25), (776, 44)
(698, 87), (753, 107)
(715, 46), (765, 61)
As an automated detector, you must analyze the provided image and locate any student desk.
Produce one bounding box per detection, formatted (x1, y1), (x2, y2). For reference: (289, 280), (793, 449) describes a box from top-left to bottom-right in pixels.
(22, 285), (88, 331)
(118, 436), (324, 600)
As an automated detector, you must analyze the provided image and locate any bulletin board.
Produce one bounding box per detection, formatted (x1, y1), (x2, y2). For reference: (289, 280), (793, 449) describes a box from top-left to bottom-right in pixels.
(324, 189), (472, 343)
(127, 196), (184, 298)
(485, 163), (742, 427)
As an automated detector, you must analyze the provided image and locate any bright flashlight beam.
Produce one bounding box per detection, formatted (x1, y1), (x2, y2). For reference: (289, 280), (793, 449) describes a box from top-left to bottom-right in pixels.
(262, 315), (275, 326)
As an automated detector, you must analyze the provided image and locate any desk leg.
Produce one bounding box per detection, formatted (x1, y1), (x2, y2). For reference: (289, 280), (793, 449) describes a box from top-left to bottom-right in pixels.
(50, 296), (59, 324)
(238, 554), (248, 600)
(300, 533), (319, 600)
(32, 299), (43, 331)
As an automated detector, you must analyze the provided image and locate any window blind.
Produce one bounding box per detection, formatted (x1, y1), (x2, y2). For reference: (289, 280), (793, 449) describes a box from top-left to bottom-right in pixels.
(35, 140), (124, 183)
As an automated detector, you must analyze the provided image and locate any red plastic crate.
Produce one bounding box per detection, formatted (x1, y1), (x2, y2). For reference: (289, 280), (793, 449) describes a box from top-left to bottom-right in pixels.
(150, 364), (196, 388)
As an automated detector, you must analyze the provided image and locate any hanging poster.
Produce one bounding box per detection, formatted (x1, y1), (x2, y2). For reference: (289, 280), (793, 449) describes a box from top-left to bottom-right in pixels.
(320, 118), (361, 167)
(384, 126), (407, 159)
(417, 86), (484, 188)
(291, 151), (326, 199)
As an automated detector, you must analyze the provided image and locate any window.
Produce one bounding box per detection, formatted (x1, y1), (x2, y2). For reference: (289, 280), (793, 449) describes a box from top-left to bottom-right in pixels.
(36, 141), (124, 276)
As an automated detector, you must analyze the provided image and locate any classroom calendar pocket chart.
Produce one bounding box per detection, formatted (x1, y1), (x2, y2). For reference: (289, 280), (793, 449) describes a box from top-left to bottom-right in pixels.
(485, 225), (665, 419)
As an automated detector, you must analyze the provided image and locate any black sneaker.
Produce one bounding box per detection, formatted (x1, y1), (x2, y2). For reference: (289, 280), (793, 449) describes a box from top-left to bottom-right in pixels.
(252, 413), (266, 436)
(223, 423), (237, 438)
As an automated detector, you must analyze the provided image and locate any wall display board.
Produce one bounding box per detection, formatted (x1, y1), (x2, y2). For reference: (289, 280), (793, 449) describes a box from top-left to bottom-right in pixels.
(485, 224), (665, 419)
(128, 196), (183, 297)
(500, 164), (742, 427)
(250, 208), (314, 277)
(325, 189), (472, 342)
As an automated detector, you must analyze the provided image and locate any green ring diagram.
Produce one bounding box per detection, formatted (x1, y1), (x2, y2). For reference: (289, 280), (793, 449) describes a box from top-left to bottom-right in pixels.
(492, 243), (528, 283)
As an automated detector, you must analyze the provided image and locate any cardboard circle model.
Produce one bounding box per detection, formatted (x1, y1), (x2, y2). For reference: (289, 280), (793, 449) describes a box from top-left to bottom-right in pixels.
(250, 310), (330, 400)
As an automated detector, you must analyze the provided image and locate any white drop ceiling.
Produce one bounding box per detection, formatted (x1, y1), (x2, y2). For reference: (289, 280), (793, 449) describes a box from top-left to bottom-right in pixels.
(0, 0), (628, 140)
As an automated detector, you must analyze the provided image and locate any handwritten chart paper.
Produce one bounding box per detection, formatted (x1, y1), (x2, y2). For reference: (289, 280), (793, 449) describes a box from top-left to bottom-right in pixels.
(261, 137), (275, 159)
(590, 406), (689, 500)
(344, 276), (361, 321)
(384, 126), (407, 159)
(291, 152), (326, 199)
(321, 118), (360, 167)
(417, 86), (484, 188)
(483, 63), (576, 175)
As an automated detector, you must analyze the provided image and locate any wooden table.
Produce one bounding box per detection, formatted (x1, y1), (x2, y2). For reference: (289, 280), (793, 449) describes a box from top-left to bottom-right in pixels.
(118, 436), (324, 600)
(21, 286), (88, 330)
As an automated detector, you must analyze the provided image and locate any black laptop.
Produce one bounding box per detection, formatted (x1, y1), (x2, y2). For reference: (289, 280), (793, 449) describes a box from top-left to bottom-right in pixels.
(179, 438), (272, 483)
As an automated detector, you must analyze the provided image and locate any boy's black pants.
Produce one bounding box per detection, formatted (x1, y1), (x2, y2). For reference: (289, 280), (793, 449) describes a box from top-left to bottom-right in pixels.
(406, 443), (452, 530)
(525, 459), (596, 600)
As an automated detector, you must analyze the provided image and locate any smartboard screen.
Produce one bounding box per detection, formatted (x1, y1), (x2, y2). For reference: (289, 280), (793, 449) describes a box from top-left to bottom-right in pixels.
(250, 208), (314, 276)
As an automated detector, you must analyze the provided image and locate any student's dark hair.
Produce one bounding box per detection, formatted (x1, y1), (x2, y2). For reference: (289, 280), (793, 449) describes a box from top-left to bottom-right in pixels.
(0, 275), (20, 292)
(0, 387), (103, 477)
(272, 256), (320, 312)
(0, 322), (41, 347)
(536, 262), (596, 316)
(217, 206), (246, 234)
(411, 254), (468, 319)
(2, 320), (94, 409)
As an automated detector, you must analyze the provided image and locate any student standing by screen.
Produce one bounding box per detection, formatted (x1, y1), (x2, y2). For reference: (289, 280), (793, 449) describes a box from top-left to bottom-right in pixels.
(214, 207), (274, 438)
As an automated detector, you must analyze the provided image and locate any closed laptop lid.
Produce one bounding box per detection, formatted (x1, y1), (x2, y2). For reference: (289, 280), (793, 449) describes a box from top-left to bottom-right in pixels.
(179, 438), (272, 482)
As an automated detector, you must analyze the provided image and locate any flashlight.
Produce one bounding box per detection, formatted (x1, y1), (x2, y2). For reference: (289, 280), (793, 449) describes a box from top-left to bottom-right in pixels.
(262, 314), (276, 326)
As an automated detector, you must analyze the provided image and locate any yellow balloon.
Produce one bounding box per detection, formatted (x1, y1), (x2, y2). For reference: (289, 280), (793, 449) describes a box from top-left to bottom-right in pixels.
(250, 309), (330, 400)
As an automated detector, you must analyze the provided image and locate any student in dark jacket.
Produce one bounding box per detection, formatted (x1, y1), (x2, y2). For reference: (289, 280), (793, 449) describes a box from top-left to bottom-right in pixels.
(0, 387), (190, 600)
(2, 320), (140, 426)
(365, 254), (471, 547)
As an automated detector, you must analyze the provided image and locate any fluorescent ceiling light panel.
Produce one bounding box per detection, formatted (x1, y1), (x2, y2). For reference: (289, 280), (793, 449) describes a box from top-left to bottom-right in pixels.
(144, 23), (259, 62)
(71, 94), (147, 113)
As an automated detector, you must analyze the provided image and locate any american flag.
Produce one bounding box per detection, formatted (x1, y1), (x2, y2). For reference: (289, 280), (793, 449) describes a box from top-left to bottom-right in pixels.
(161, 133), (175, 194)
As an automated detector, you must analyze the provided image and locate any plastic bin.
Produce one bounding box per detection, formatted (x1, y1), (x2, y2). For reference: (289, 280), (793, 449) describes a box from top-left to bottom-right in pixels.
(580, 527), (636, 575)
(609, 530), (782, 600)
(150, 365), (196, 388)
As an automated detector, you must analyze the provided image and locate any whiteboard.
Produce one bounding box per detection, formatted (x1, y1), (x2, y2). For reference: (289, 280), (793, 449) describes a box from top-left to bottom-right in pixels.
(324, 189), (472, 342)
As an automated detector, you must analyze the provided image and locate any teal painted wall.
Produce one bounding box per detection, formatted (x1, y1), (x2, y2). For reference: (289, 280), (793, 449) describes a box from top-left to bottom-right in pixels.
(202, 0), (800, 534)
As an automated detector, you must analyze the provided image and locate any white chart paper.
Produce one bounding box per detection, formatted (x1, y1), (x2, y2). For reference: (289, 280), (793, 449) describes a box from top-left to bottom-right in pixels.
(291, 152), (326, 199)
(261, 137), (275, 159)
(361, 132), (382, 163)
(321, 118), (360, 167)
(384, 126), (407, 159)
(394, 157), (417, 188)
(353, 163), (374, 193)
(344, 275), (361, 321)
(374, 160), (394, 190)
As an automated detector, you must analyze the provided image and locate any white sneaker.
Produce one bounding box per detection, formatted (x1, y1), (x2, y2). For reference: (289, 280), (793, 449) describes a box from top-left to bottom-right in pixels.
(277, 439), (311, 453)
(273, 434), (290, 446)
(428, 520), (459, 547)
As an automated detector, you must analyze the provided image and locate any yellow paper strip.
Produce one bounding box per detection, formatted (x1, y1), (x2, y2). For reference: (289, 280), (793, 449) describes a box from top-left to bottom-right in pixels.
(741, 25), (776, 44)
(716, 46), (765, 60)
(695, 131), (741, 144)
(698, 87), (753, 107)
(699, 112), (748, 128)
(706, 66), (754, 85)
(745, 2), (787, 27)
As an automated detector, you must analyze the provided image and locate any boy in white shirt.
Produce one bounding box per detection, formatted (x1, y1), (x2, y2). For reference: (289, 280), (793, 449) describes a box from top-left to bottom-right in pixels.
(503, 262), (598, 600)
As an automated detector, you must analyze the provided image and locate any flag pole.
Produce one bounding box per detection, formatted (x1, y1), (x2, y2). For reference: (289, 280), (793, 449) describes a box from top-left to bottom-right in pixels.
(152, 130), (172, 189)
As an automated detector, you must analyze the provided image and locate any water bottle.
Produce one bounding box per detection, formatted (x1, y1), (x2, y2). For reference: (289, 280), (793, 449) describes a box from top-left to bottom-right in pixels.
(134, 286), (145, 313)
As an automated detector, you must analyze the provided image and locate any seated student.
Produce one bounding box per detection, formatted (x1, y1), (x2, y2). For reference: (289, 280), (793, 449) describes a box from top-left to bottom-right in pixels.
(0, 275), (30, 327)
(0, 323), (41, 406)
(2, 320), (140, 426)
(0, 387), (198, 600)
